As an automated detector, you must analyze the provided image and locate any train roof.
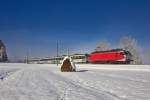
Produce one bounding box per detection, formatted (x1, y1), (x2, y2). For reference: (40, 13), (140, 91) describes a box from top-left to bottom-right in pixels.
(91, 49), (125, 54)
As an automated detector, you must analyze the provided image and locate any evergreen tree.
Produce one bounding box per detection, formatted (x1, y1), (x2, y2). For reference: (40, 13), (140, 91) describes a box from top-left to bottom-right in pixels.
(0, 40), (8, 62)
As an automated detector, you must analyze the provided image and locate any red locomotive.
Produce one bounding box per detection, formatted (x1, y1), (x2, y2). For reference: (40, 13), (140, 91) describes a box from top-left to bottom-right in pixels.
(88, 49), (132, 64)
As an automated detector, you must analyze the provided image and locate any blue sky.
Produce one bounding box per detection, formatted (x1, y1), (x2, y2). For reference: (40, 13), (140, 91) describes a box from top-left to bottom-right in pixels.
(0, 0), (150, 63)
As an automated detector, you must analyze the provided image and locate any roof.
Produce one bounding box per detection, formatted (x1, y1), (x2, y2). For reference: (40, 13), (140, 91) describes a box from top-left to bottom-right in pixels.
(91, 49), (125, 54)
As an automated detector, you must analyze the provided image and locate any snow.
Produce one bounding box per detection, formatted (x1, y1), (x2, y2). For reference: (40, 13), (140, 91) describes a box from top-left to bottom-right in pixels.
(0, 63), (150, 100)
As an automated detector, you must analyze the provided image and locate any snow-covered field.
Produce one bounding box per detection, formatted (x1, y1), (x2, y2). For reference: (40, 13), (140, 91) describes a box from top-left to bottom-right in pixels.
(0, 63), (150, 100)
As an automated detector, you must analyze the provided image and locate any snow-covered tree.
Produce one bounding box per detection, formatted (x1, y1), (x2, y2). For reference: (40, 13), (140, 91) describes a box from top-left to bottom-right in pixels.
(95, 40), (109, 51)
(119, 36), (142, 64)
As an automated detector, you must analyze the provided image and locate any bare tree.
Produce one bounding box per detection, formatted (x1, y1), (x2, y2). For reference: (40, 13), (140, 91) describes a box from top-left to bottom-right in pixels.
(119, 36), (142, 64)
(95, 40), (110, 51)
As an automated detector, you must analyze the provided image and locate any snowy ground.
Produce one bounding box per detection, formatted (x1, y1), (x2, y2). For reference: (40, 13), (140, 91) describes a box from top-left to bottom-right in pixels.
(0, 63), (150, 100)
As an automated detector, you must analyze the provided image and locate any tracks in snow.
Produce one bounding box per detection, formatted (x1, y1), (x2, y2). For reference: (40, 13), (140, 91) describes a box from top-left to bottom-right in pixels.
(0, 68), (20, 81)
(0, 67), (121, 100)
(55, 71), (125, 100)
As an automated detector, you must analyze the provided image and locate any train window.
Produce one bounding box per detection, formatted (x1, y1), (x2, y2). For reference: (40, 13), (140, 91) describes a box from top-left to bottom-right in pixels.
(73, 56), (85, 59)
(120, 52), (124, 55)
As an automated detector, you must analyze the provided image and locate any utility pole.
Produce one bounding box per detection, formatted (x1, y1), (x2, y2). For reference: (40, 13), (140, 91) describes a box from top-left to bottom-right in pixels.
(26, 51), (29, 64)
(67, 48), (69, 56)
(56, 41), (58, 66)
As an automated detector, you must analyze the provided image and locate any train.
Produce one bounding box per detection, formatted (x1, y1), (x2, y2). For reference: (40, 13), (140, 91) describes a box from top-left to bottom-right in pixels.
(28, 49), (132, 64)
(88, 49), (132, 64)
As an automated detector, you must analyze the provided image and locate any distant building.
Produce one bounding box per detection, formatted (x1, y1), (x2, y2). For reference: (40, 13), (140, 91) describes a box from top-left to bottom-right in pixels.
(0, 40), (8, 62)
